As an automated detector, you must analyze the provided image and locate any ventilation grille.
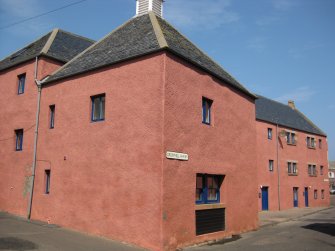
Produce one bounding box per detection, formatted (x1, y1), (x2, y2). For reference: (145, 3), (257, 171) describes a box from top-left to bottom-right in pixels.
(137, 0), (162, 17)
(196, 208), (225, 235)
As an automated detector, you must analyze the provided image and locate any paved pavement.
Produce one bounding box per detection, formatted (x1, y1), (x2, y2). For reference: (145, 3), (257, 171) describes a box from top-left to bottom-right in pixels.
(0, 212), (145, 251)
(1, 195), (334, 250)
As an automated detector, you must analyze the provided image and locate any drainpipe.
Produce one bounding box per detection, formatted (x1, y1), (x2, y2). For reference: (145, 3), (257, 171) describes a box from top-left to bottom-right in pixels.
(276, 124), (281, 211)
(27, 57), (41, 219)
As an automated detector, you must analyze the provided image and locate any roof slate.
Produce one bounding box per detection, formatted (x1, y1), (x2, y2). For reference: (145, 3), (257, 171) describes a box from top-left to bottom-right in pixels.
(255, 95), (326, 136)
(0, 29), (94, 72)
(45, 13), (254, 98)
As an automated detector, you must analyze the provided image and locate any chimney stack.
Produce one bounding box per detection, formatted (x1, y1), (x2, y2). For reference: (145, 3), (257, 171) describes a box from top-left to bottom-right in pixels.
(136, 0), (164, 18)
(288, 100), (295, 109)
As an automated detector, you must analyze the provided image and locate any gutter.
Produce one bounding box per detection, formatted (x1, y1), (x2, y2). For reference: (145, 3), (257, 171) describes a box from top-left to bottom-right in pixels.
(27, 57), (44, 219)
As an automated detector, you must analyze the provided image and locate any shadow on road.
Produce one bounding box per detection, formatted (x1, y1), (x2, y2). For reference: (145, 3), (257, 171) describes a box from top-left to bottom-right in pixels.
(0, 237), (38, 250)
(302, 223), (335, 236)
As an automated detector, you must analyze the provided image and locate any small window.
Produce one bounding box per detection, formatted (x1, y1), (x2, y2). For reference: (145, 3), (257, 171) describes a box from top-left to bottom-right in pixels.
(269, 160), (274, 172)
(49, 105), (55, 129)
(268, 128), (273, 140)
(307, 136), (316, 148)
(314, 189), (317, 199)
(15, 129), (23, 151)
(196, 174), (223, 204)
(308, 164), (317, 176)
(320, 166), (324, 175)
(91, 94), (105, 122)
(45, 170), (51, 194)
(17, 73), (26, 94)
(287, 162), (297, 175)
(286, 132), (296, 145)
(321, 189), (324, 199)
(202, 97), (213, 125)
(319, 139), (322, 149)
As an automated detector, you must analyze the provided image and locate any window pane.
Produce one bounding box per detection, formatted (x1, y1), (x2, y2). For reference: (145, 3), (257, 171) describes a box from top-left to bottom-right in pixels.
(207, 176), (213, 188)
(100, 96), (105, 120)
(207, 188), (217, 201)
(196, 176), (203, 189)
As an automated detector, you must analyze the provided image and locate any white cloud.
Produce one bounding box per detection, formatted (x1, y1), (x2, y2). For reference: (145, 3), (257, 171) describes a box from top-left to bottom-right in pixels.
(165, 0), (239, 29)
(289, 42), (324, 59)
(272, 0), (296, 11)
(0, 0), (50, 34)
(246, 36), (268, 52)
(275, 86), (316, 103)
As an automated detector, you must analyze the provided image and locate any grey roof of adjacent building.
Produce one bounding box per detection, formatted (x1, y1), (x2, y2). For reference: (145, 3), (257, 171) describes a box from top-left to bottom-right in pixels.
(329, 161), (335, 170)
(255, 95), (326, 136)
(0, 29), (94, 71)
(45, 13), (255, 98)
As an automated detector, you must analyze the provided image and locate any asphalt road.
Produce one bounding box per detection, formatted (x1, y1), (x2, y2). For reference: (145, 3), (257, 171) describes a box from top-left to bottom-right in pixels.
(185, 196), (335, 251)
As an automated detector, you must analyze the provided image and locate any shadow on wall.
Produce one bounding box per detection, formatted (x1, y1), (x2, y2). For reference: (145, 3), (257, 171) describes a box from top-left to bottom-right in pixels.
(302, 223), (335, 236)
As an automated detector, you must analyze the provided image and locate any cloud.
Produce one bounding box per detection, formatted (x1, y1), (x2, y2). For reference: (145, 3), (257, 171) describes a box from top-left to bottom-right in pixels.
(272, 0), (296, 11)
(275, 86), (316, 103)
(165, 0), (239, 29)
(0, 0), (50, 34)
(246, 37), (268, 52)
(289, 42), (324, 59)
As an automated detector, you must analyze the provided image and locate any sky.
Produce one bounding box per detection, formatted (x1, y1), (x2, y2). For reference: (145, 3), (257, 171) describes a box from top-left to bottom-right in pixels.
(0, 0), (334, 160)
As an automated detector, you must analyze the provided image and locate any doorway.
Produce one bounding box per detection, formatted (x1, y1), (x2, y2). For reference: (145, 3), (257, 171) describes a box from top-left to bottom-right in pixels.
(261, 187), (269, 211)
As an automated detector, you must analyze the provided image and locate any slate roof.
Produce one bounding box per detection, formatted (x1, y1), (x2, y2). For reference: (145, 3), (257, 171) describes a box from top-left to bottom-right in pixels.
(45, 13), (255, 98)
(255, 95), (326, 136)
(0, 29), (94, 71)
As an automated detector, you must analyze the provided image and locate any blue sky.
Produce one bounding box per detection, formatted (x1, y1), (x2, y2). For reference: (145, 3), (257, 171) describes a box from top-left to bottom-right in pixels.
(0, 0), (334, 160)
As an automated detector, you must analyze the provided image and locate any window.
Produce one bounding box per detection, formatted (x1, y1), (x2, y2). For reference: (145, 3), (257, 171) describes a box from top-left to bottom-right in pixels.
(202, 97), (212, 125)
(307, 136), (316, 148)
(269, 160), (274, 172)
(308, 164), (317, 176)
(286, 132), (296, 145)
(268, 128), (273, 140)
(17, 73), (26, 94)
(287, 162), (297, 175)
(320, 166), (324, 175)
(196, 174), (223, 204)
(321, 189), (324, 199)
(319, 139), (322, 149)
(45, 170), (51, 194)
(314, 189), (317, 199)
(15, 129), (23, 151)
(49, 105), (55, 129)
(91, 94), (105, 122)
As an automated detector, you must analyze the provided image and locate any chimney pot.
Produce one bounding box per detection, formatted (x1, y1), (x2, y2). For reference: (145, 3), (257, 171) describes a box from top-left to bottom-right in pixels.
(288, 100), (295, 109)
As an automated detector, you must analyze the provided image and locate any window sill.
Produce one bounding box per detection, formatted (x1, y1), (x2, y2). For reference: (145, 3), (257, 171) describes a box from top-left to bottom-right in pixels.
(288, 173), (298, 176)
(202, 122), (211, 126)
(287, 143), (297, 146)
(308, 174), (317, 177)
(91, 119), (105, 123)
(195, 203), (225, 211)
(307, 146), (316, 149)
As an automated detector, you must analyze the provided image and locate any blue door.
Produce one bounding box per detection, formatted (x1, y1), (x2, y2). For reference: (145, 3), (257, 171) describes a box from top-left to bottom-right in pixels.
(261, 187), (269, 211)
(304, 187), (309, 207)
(293, 187), (298, 207)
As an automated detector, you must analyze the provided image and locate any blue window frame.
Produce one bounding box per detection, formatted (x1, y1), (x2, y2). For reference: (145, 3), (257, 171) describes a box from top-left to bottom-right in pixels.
(15, 129), (23, 151)
(45, 170), (51, 194)
(18, 73), (26, 94)
(49, 105), (55, 129)
(202, 97), (212, 125)
(196, 174), (223, 204)
(91, 94), (105, 122)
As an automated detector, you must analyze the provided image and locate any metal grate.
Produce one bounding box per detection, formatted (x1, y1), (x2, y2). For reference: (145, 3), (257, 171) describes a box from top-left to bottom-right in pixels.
(196, 208), (225, 235)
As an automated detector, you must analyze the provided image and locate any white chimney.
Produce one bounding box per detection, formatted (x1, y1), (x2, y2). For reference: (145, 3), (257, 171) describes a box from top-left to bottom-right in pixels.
(136, 0), (164, 17)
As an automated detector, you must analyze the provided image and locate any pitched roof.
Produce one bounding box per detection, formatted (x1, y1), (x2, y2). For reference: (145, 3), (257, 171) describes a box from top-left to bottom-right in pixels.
(45, 13), (255, 98)
(255, 95), (326, 136)
(0, 29), (94, 71)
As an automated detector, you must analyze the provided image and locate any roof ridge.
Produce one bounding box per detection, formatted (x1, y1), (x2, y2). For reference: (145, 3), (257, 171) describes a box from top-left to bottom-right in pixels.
(57, 29), (95, 43)
(45, 17), (136, 82)
(40, 28), (59, 55)
(0, 31), (52, 62)
(156, 16), (252, 96)
(148, 12), (168, 48)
